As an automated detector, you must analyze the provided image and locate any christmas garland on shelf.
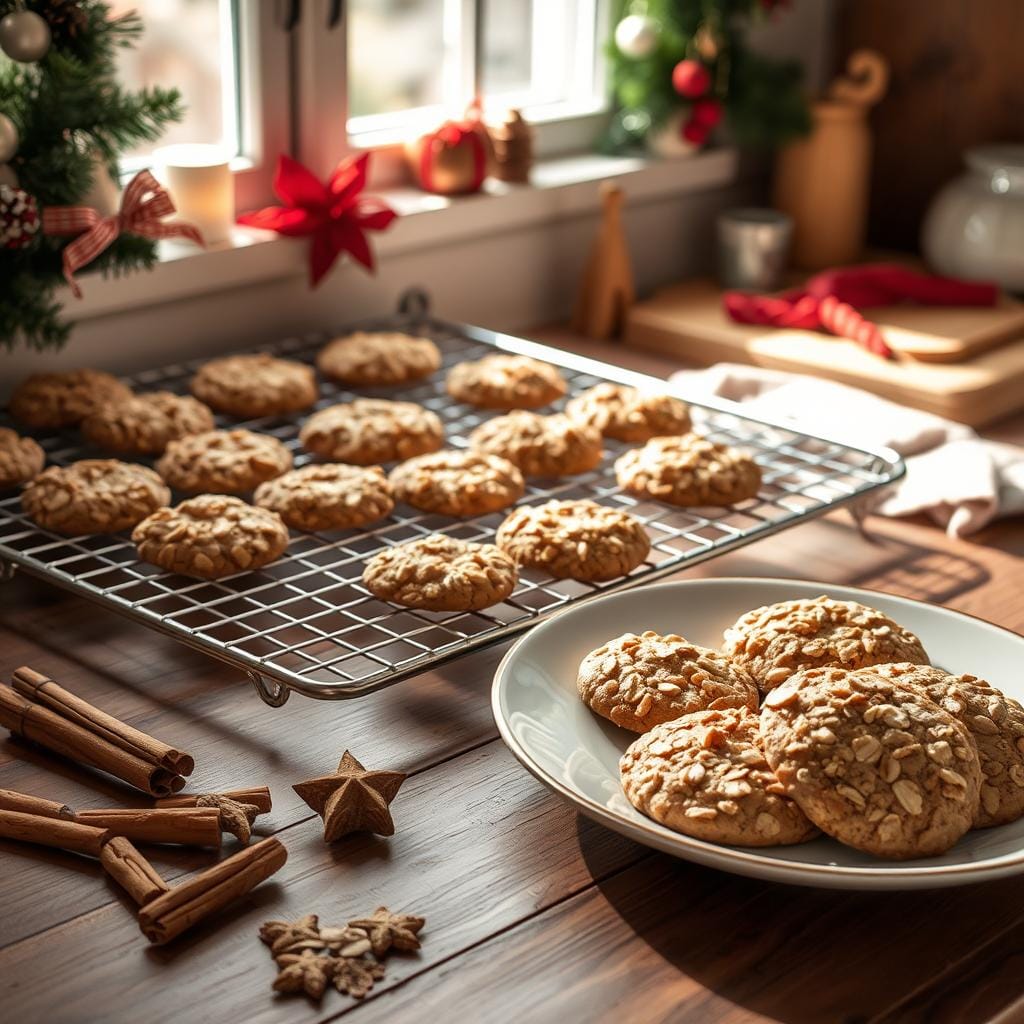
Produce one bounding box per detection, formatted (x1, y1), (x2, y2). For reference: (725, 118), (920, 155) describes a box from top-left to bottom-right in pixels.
(603, 0), (811, 155)
(0, 0), (184, 351)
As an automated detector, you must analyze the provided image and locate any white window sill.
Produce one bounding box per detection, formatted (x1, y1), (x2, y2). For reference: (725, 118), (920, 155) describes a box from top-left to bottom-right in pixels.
(63, 147), (739, 322)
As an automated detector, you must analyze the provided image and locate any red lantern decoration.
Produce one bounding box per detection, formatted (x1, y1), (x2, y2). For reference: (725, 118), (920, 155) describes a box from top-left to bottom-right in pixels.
(672, 59), (711, 99)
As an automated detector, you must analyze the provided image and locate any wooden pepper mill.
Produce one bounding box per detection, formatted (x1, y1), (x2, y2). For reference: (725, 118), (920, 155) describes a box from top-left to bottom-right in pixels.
(490, 109), (533, 184)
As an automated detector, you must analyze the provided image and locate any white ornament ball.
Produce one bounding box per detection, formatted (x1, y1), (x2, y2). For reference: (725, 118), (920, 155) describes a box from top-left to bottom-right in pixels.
(0, 9), (52, 63)
(614, 14), (659, 60)
(0, 163), (17, 189)
(0, 112), (18, 164)
(646, 112), (698, 159)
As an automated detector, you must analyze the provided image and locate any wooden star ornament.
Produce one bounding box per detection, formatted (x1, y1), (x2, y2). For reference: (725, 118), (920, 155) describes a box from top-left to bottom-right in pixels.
(292, 750), (407, 843)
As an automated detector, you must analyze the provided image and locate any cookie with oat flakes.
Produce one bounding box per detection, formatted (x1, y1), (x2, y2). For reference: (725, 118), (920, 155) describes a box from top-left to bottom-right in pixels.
(190, 353), (317, 418)
(317, 331), (441, 386)
(566, 383), (691, 442)
(621, 708), (818, 847)
(9, 369), (132, 429)
(577, 630), (758, 733)
(81, 391), (215, 455)
(760, 666), (981, 859)
(300, 400), (444, 465)
(156, 429), (292, 494)
(254, 463), (393, 532)
(446, 354), (566, 410)
(469, 411), (602, 478)
(388, 449), (524, 517)
(0, 427), (45, 489)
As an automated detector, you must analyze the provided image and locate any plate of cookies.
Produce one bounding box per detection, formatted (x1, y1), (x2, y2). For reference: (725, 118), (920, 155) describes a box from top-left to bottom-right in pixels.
(492, 577), (1024, 889)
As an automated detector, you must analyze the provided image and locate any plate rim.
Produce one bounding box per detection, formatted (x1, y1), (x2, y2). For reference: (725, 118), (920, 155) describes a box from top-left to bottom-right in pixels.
(491, 575), (1024, 888)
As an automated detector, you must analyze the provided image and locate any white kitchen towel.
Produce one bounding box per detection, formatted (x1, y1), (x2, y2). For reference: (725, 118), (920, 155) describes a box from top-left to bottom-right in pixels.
(668, 363), (1024, 538)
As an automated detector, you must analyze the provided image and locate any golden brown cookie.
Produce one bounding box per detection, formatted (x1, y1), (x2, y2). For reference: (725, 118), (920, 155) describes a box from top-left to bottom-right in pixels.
(133, 494), (289, 579)
(254, 463), (394, 532)
(760, 666), (982, 859)
(300, 400), (444, 465)
(621, 708), (819, 847)
(578, 631), (759, 733)
(156, 429), (292, 494)
(496, 499), (649, 581)
(9, 370), (132, 429)
(870, 663), (1024, 829)
(566, 383), (691, 442)
(469, 411), (602, 477)
(723, 596), (930, 694)
(446, 354), (567, 410)
(22, 459), (170, 535)
(362, 534), (518, 611)
(317, 331), (441, 386)
(614, 433), (761, 507)
(388, 449), (524, 517)
(0, 427), (45, 489)
(190, 353), (317, 418)
(81, 392), (215, 455)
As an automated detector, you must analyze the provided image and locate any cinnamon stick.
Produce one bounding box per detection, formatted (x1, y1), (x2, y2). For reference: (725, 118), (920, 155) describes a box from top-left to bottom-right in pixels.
(74, 807), (223, 848)
(0, 808), (110, 858)
(155, 787), (273, 815)
(138, 837), (287, 945)
(100, 836), (170, 905)
(11, 666), (194, 776)
(0, 787), (74, 820)
(0, 686), (178, 797)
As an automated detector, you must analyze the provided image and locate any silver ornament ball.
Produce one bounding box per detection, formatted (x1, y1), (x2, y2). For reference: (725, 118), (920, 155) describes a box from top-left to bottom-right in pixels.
(0, 9), (52, 63)
(614, 14), (659, 60)
(0, 112), (18, 164)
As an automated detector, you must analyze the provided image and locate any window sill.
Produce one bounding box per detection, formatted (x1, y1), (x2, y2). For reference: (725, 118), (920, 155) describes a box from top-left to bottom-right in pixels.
(63, 146), (739, 322)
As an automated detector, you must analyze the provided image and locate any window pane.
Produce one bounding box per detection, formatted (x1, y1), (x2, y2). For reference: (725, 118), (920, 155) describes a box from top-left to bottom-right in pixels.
(481, 0), (532, 96)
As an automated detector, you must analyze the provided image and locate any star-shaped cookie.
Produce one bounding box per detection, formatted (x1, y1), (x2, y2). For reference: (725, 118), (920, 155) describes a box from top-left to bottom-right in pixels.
(292, 750), (407, 842)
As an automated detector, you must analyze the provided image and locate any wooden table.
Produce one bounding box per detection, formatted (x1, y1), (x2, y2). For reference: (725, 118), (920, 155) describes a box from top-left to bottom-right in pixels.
(1, 338), (1023, 1024)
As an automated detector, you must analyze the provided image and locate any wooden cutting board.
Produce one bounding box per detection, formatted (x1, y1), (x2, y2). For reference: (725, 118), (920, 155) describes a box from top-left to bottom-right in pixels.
(626, 279), (1024, 426)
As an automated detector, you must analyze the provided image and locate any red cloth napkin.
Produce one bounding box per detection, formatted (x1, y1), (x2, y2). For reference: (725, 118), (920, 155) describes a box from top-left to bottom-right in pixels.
(723, 264), (999, 359)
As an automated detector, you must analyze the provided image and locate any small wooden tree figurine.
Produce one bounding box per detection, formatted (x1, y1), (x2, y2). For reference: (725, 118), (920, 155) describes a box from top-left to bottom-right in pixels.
(572, 183), (635, 339)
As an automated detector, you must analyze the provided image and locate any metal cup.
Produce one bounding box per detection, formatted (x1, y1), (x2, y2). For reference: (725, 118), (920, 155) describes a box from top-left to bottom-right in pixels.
(717, 208), (793, 291)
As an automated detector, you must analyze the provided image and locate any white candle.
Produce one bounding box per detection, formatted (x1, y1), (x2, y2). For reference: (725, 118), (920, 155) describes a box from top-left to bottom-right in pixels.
(155, 144), (234, 245)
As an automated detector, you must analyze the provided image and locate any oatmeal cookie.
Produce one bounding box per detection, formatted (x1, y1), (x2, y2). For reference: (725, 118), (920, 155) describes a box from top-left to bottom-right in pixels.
(446, 354), (567, 410)
(0, 427), (45, 489)
(578, 631), (758, 733)
(566, 383), (691, 442)
(870, 663), (1024, 828)
(469, 411), (602, 477)
(9, 370), (132, 429)
(389, 449), (524, 517)
(301, 400), (443, 465)
(496, 499), (649, 581)
(614, 433), (761, 507)
(81, 392), (215, 455)
(317, 331), (441, 386)
(190, 353), (317, 417)
(760, 666), (982, 859)
(621, 708), (818, 847)
(22, 459), (170, 535)
(156, 429), (292, 493)
(254, 463), (393, 532)
(133, 494), (289, 580)
(362, 534), (518, 611)
(723, 596), (929, 694)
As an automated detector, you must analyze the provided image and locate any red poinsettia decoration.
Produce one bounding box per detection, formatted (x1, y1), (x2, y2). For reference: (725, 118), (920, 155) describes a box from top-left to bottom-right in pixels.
(238, 152), (396, 287)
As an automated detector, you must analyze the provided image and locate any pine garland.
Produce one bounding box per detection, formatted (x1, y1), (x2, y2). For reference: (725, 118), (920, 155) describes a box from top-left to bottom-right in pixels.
(0, 0), (183, 351)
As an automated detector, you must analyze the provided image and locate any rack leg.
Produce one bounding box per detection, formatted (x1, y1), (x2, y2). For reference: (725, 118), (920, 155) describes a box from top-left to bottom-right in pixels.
(0, 559), (15, 583)
(397, 287), (431, 319)
(248, 671), (290, 707)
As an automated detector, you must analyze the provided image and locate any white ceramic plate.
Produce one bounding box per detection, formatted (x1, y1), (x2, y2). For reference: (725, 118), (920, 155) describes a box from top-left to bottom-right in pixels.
(492, 577), (1024, 890)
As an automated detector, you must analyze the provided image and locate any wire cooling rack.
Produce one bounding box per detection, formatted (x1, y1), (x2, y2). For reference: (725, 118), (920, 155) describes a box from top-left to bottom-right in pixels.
(0, 295), (904, 705)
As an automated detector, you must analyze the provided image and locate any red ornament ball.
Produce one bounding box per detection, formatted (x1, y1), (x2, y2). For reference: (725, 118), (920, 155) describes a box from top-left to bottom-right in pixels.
(692, 97), (723, 128)
(681, 118), (711, 147)
(672, 59), (711, 99)
(0, 183), (40, 249)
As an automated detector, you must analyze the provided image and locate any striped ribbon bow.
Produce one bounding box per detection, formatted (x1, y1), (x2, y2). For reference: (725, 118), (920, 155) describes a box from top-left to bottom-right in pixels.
(42, 169), (205, 298)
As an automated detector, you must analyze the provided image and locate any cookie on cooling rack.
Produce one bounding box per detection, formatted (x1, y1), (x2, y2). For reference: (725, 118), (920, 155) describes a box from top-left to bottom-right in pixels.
(621, 708), (818, 847)
(22, 459), (170, 535)
(81, 391), (215, 455)
(189, 353), (317, 418)
(565, 383), (691, 442)
(446, 353), (566, 410)
(760, 666), (981, 859)
(300, 399), (444, 465)
(362, 534), (518, 611)
(388, 449), (524, 517)
(0, 427), (45, 489)
(254, 463), (394, 532)
(469, 411), (602, 477)
(133, 494), (289, 580)
(722, 595), (930, 694)
(317, 331), (441, 386)
(156, 429), (292, 494)
(9, 370), (133, 430)
(496, 499), (649, 581)
(578, 630), (758, 733)
(614, 433), (761, 507)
